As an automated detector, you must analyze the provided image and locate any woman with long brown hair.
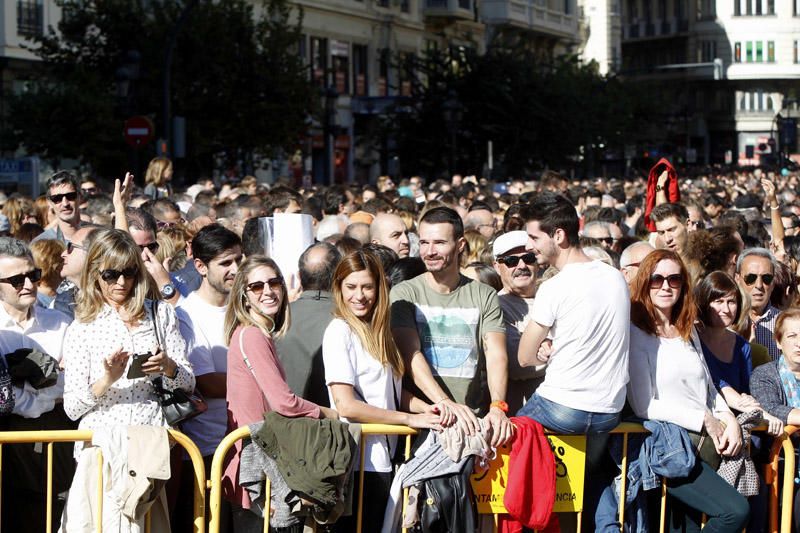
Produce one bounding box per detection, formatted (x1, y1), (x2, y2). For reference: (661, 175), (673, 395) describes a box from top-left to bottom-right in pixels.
(323, 250), (441, 532)
(222, 255), (337, 532)
(144, 156), (173, 199)
(627, 249), (748, 532)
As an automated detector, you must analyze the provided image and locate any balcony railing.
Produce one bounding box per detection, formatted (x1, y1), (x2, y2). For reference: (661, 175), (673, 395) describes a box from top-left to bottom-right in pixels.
(17, 0), (43, 38)
(480, 0), (577, 37)
(424, 0), (473, 19)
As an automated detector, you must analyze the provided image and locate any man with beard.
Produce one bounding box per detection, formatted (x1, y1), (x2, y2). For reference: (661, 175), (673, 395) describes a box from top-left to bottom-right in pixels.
(492, 231), (544, 413)
(34, 171), (84, 243)
(370, 213), (411, 258)
(173, 224), (242, 532)
(390, 207), (513, 447)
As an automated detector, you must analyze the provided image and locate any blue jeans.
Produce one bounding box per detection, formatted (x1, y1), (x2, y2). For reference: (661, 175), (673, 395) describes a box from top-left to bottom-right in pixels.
(516, 393), (621, 435)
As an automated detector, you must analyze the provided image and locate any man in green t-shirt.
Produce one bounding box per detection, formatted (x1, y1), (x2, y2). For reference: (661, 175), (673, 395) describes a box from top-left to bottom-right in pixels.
(390, 207), (513, 446)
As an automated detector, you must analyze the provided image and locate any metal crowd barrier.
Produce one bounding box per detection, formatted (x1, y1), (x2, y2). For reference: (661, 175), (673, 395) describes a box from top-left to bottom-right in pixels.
(0, 428), (207, 533)
(766, 425), (798, 533)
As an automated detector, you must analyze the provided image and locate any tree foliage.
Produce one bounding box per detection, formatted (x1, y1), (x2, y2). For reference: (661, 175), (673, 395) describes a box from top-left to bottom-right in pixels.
(382, 38), (656, 178)
(3, 0), (315, 177)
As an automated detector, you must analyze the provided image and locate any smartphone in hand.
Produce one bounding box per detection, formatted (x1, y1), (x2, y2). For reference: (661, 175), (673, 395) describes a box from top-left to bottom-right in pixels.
(126, 352), (152, 379)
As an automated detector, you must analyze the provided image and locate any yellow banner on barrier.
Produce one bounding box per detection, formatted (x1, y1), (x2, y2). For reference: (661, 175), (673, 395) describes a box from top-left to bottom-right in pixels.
(470, 435), (586, 514)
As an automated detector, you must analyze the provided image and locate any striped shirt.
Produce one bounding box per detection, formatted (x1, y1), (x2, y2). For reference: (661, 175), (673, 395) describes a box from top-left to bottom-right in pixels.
(754, 304), (781, 361)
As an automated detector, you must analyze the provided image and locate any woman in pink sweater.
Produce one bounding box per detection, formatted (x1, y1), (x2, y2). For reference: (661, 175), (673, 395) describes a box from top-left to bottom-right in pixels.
(222, 256), (337, 530)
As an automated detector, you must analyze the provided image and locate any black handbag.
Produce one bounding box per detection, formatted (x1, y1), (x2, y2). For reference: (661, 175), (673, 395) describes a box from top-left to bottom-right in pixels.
(5, 348), (59, 389)
(149, 300), (207, 426)
(417, 456), (477, 533)
(0, 356), (14, 416)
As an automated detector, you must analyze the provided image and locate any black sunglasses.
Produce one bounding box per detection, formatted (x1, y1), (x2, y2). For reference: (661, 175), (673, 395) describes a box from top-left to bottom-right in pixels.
(597, 237), (616, 245)
(649, 274), (683, 289)
(100, 267), (139, 283)
(743, 273), (774, 286)
(48, 191), (78, 203)
(498, 253), (537, 268)
(246, 277), (284, 296)
(66, 241), (85, 254)
(138, 242), (160, 254)
(0, 269), (42, 290)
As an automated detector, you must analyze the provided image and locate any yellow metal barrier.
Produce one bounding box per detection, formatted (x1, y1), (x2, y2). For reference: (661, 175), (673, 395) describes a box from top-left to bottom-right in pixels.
(207, 424), (418, 533)
(0, 429), (206, 533)
(766, 425), (798, 533)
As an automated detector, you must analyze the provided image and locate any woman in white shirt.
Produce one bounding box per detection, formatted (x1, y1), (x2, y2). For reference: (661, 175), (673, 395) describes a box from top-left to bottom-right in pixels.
(628, 249), (748, 533)
(63, 228), (194, 442)
(323, 250), (441, 532)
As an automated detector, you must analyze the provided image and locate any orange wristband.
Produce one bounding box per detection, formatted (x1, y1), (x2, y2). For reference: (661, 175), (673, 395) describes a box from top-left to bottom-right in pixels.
(490, 400), (509, 413)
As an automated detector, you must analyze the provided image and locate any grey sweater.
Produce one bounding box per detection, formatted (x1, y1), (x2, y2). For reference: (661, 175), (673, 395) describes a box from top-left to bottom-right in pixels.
(750, 360), (794, 424)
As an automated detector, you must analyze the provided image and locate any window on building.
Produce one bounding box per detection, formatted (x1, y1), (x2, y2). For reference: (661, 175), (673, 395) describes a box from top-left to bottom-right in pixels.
(795, 0), (800, 15)
(746, 41), (753, 62)
(794, 40), (799, 63)
(756, 41), (763, 62)
(398, 52), (413, 97)
(400, 0), (410, 12)
(755, 0), (762, 14)
(768, 41), (775, 62)
(331, 40), (350, 94)
(378, 50), (390, 97)
(734, 0), (741, 16)
(767, 95), (774, 110)
(734, 42), (742, 62)
(311, 37), (328, 88)
(767, 0), (774, 14)
(17, 0), (43, 38)
(629, 0), (638, 20)
(746, 0), (753, 15)
(352, 44), (368, 97)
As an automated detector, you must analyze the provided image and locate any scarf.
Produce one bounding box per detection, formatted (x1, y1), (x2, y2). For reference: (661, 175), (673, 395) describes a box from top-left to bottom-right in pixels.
(778, 357), (800, 408)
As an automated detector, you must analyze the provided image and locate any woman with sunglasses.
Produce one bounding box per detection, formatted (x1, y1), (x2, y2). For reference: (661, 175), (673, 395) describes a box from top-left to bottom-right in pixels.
(627, 249), (749, 532)
(222, 255), (337, 531)
(323, 250), (442, 532)
(63, 228), (193, 428)
(62, 229), (194, 526)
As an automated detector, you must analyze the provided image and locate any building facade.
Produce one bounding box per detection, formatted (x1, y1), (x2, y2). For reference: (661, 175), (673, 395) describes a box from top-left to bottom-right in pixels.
(621, 0), (800, 166)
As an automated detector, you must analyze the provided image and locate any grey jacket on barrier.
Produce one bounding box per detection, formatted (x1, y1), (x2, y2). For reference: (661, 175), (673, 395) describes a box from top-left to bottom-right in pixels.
(751, 360), (794, 424)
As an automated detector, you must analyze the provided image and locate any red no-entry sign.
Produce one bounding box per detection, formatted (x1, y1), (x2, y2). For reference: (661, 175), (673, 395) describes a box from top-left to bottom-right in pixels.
(123, 116), (155, 148)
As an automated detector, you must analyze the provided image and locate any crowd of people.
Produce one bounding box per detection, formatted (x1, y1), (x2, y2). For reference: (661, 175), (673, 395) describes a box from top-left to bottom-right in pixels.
(1, 155), (800, 532)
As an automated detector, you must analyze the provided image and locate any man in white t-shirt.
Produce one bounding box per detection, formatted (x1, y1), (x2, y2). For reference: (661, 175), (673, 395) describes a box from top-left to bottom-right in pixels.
(492, 230), (544, 413)
(517, 192), (630, 429)
(174, 224), (242, 533)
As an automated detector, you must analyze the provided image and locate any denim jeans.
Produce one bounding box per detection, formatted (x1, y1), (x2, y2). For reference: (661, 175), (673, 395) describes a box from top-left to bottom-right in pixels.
(516, 393), (621, 435)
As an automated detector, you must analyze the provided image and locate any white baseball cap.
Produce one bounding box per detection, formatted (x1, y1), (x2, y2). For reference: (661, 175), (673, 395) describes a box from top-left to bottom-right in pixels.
(492, 230), (528, 258)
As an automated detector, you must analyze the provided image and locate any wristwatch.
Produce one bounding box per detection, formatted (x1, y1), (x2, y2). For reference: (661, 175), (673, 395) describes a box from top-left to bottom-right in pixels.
(160, 283), (177, 299)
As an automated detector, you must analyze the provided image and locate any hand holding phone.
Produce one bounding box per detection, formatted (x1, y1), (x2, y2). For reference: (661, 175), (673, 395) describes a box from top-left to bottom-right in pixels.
(126, 352), (152, 379)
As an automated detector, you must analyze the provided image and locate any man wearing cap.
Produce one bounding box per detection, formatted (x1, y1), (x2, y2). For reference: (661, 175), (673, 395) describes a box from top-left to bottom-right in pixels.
(492, 230), (545, 413)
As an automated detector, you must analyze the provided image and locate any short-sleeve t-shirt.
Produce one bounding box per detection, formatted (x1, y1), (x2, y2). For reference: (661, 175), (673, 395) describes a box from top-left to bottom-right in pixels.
(390, 274), (505, 412)
(532, 260), (630, 414)
(323, 318), (401, 473)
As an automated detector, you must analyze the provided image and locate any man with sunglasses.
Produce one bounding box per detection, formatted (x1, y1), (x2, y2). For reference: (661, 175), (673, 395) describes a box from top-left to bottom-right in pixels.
(33, 171), (84, 244)
(0, 237), (76, 532)
(492, 230), (544, 413)
(736, 248), (781, 360)
(124, 207), (180, 305)
(582, 221), (618, 252)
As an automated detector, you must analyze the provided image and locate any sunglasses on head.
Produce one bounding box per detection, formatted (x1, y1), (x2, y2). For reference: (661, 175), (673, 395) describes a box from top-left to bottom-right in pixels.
(138, 242), (160, 254)
(66, 241), (85, 254)
(0, 269), (42, 290)
(498, 253), (537, 268)
(100, 267), (138, 283)
(649, 274), (683, 290)
(48, 191), (78, 203)
(246, 277), (284, 296)
(743, 273), (774, 286)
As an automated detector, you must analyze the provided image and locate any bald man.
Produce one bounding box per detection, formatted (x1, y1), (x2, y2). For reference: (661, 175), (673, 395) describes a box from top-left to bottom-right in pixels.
(370, 213), (410, 258)
(619, 241), (654, 284)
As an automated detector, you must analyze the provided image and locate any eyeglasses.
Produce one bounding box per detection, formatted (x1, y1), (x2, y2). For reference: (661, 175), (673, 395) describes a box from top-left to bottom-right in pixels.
(597, 237), (616, 246)
(66, 241), (85, 254)
(743, 273), (774, 286)
(48, 191), (78, 203)
(138, 242), (160, 254)
(649, 274), (683, 289)
(0, 269), (42, 290)
(246, 277), (284, 296)
(100, 267), (138, 283)
(498, 253), (537, 268)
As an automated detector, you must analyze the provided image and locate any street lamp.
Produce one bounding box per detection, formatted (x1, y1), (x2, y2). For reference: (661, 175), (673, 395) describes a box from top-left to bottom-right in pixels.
(442, 90), (462, 178)
(324, 85), (339, 185)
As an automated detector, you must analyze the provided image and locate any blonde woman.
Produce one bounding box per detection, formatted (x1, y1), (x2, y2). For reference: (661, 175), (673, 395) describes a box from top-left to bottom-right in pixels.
(222, 255), (337, 531)
(144, 156), (173, 199)
(323, 250), (441, 532)
(63, 228), (194, 444)
(3, 196), (39, 236)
